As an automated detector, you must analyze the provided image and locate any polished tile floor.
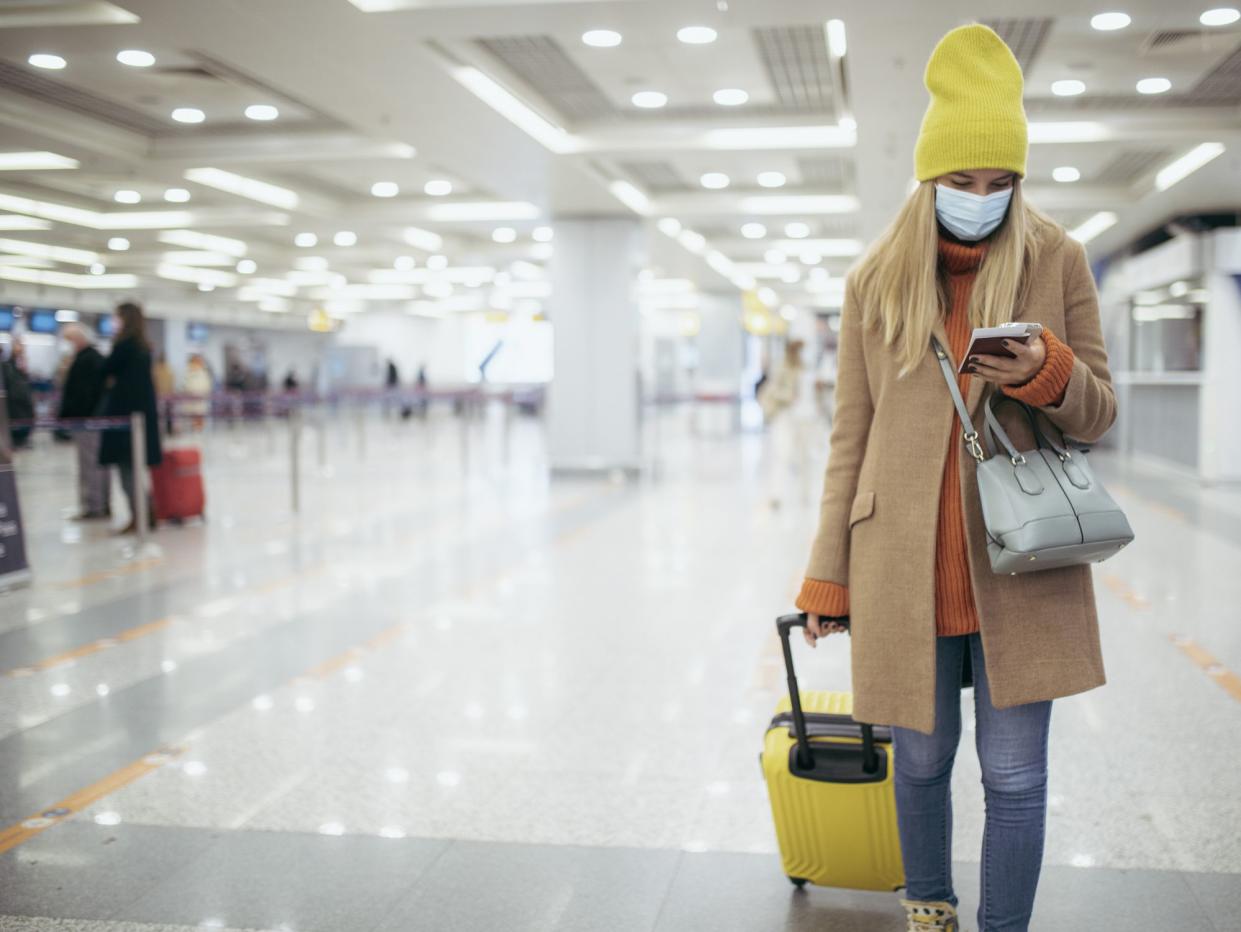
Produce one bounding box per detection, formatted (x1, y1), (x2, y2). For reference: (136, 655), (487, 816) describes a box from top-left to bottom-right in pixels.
(1, 405), (1239, 931)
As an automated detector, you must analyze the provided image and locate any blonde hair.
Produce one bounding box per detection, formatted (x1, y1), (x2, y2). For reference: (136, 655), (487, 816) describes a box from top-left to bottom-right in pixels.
(851, 179), (1057, 376)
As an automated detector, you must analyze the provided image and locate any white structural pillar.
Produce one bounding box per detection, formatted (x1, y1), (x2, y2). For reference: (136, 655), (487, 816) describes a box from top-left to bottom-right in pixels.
(547, 218), (644, 474)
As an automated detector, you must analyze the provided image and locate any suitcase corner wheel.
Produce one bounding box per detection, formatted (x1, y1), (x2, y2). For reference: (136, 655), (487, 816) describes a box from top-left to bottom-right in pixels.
(788, 876), (808, 889)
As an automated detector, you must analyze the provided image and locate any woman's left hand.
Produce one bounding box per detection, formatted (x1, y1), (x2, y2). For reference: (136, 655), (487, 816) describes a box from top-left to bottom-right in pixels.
(966, 337), (1046, 387)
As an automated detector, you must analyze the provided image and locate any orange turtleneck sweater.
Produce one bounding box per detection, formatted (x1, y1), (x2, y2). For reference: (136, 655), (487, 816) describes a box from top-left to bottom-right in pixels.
(796, 236), (1077, 637)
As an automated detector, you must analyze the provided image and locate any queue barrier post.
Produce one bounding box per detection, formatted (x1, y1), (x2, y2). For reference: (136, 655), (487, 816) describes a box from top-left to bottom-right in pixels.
(129, 412), (150, 546)
(290, 404), (302, 514)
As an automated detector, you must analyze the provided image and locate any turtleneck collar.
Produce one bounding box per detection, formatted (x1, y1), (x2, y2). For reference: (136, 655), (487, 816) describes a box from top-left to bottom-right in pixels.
(938, 236), (989, 275)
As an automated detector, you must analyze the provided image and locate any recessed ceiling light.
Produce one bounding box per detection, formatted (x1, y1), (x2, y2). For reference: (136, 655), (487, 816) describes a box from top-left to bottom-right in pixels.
(244, 104), (279, 121)
(427, 254), (448, 270)
(800, 252), (822, 265)
(582, 29), (622, 47)
(1051, 79), (1086, 97)
(113, 190), (141, 204)
(28, 53), (66, 70)
(394, 255), (416, 271)
(171, 107), (205, 124)
(741, 222), (766, 239)
(492, 227), (517, 243)
(1090, 11), (1131, 30)
(163, 188), (191, 203)
(90, 262), (105, 275)
(839, 115), (857, 131)
(757, 171), (787, 189)
(236, 259), (257, 274)
(784, 222), (811, 239)
(424, 179), (453, 197)
(1053, 166), (1081, 183)
(107, 237), (130, 251)
(370, 181), (399, 197)
(294, 232), (317, 248)
(333, 231), (357, 247)
(116, 50), (155, 67)
(713, 88), (749, 106)
(700, 172), (730, 189)
(677, 25), (718, 44)
(1136, 77), (1171, 95)
(532, 226), (554, 242)
(1201, 8), (1241, 26)
(631, 91), (668, 109)
(764, 248), (786, 264)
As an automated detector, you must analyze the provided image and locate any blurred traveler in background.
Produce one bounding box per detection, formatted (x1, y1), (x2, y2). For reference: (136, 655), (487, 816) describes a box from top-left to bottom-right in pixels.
(182, 354), (212, 432)
(414, 363), (429, 419)
(2, 337), (33, 450)
(152, 352), (175, 437)
(99, 302), (162, 534)
(283, 369), (299, 393)
(795, 25), (1117, 932)
(760, 339), (816, 509)
(58, 325), (110, 520)
(385, 358), (400, 418)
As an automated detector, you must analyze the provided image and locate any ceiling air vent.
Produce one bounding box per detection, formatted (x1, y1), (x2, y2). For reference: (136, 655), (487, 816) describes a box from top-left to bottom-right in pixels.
(983, 19), (1052, 72)
(1142, 30), (1199, 52)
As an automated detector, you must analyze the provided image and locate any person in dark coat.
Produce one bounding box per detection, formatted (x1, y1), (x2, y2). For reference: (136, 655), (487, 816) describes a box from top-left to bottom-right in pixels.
(2, 337), (34, 449)
(58, 325), (110, 519)
(98, 302), (161, 534)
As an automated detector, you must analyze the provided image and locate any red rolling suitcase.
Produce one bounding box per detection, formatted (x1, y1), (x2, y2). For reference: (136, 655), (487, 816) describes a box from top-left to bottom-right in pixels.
(151, 447), (205, 522)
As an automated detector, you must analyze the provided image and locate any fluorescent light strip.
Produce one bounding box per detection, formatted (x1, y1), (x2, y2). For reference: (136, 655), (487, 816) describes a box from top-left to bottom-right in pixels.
(702, 125), (855, 150)
(1155, 143), (1225, 191)
(159, 250), (237, 267)
(0, 215), (51, 231)
(1068, 212), (1118, 244)
(771, 238), (863, 256)
(0, 266), (136, 289)
(452, 66), (577, 155)
(736, 195), (859, 215)
(309, 283), (418, 300)
(156, 264), (239, 287)
(1028, 122), (1108, 144)
(403, 227), (444, 252)
(368, 266), (496, 285)
(609, 180), (650, 215)
(0, 151), (79, 171)
(184, 167), (300, 210)
(425, 201), (540, 222)
(0, 237), (97, 266)
(158, 230), (248, 257)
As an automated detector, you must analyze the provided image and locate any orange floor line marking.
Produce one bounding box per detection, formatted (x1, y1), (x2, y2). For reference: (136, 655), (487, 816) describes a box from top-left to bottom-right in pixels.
(1102, 574), (1150, 610)
(55, 556), (164, 590)
(1171, 635), (1241, 704)
(4, 618), (174, 678)
(0, 745), (186, 855)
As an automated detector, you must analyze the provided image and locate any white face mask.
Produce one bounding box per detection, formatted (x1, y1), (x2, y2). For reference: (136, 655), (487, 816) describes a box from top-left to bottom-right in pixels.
(934, 184), (1013, 241)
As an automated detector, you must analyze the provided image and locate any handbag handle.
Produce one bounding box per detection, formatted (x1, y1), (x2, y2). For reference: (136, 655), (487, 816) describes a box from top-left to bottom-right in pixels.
(931, 337), (1072, 466)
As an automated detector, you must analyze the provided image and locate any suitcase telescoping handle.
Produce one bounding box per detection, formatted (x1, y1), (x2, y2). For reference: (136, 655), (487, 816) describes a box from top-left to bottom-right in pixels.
(776, 613), (879, 776)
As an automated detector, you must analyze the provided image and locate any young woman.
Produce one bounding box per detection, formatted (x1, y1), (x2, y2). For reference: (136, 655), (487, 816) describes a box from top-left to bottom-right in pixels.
(795, 25), (1116, 932)
(98, 302), (162, 534)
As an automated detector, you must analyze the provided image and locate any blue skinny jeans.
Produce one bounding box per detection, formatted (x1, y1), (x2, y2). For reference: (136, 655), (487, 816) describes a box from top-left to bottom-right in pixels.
(891, 633), (1052, 932)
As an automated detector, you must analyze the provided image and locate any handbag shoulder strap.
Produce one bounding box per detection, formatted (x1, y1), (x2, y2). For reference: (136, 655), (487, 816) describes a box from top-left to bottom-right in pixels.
(930, 336), (986, 464)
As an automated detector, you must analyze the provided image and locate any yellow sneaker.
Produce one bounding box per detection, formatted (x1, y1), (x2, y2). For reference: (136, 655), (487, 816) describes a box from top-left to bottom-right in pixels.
(900, 898), (960, 932)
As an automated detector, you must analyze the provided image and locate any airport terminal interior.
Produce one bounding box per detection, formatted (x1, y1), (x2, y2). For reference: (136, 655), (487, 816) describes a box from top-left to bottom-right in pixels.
(1, 1), (1240, 930)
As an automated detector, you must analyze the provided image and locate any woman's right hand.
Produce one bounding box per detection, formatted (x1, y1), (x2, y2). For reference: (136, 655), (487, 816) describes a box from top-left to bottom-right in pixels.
(804, 614), (848, 647)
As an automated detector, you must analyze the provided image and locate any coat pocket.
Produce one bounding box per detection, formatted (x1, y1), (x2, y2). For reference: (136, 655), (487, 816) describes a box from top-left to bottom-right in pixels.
(848, 491), (875, 528)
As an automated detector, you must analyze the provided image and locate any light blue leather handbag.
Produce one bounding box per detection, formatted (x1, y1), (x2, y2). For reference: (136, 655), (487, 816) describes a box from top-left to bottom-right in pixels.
(932, 337), (1134, 575)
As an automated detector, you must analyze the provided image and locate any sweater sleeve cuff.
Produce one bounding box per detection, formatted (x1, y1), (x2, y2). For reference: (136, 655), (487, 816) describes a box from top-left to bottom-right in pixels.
(795, 578), (850, 618)
(1001, 328), (1075, 407)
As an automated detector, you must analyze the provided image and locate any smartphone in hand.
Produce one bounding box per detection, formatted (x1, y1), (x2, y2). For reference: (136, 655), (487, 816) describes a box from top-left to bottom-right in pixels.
(958, 322), (1044, 375)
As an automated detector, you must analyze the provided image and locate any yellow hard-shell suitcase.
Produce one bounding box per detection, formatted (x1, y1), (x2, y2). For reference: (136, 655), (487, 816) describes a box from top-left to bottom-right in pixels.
(760, 613), (905, 892)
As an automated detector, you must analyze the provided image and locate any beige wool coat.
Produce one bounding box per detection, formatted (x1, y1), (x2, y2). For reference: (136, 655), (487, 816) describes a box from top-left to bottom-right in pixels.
(804, 226), (1116, 734)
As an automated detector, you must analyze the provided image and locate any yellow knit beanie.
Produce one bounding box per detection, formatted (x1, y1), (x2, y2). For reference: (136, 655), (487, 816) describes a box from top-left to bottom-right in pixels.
(914, 24), (1028, 181)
